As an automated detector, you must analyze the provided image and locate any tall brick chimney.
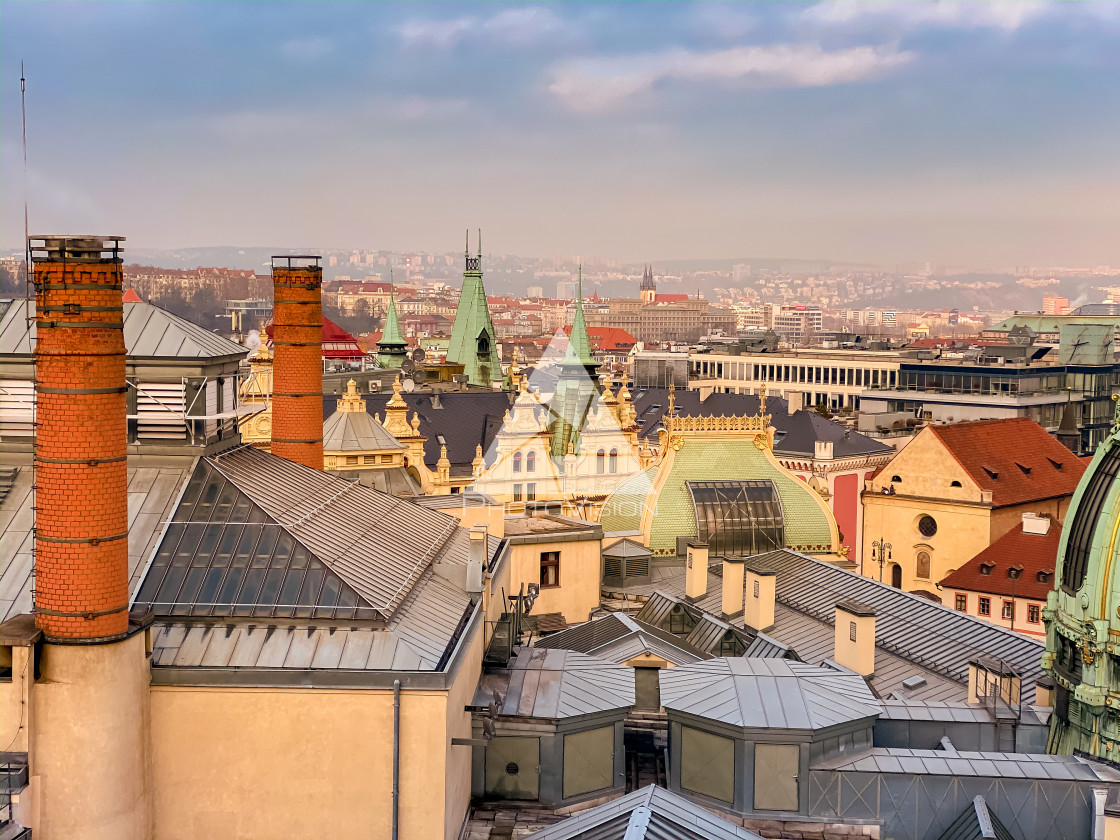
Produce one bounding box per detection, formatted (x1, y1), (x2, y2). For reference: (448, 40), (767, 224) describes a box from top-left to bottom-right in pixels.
(271, 255), (324, 470)
(31, 235), (129, 641)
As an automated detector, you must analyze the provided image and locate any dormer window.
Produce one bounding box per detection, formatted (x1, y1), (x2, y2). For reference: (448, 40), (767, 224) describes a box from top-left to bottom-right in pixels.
(982, 466), (999, 480)
(1037, 569), (1053, 583)
(979, 562), (994, 576)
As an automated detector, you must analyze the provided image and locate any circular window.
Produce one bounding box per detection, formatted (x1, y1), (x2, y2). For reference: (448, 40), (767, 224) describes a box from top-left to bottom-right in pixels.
(918, 516), (937, 537)
(505, 762), (520, 776)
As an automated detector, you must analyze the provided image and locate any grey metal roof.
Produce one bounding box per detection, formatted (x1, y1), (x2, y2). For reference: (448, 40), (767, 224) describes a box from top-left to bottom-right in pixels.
(602, 538), (653, 560)
(192, 446), (481, 618)
(660, 658), (880, 730)
(743, 631), (794, 659)
(533, 613), (710, 666)
(322, 409), (405, 453)
(0, 461), (192, 623)
(0, 300), (248, 360)
(814, 748), (1120, 782)
(148, 571), (472, 672)
(623, 550), (1047, 704)
(937, 796), (1019, 840)
(524, 784), (764, 840)
(474, 648), (635, 720)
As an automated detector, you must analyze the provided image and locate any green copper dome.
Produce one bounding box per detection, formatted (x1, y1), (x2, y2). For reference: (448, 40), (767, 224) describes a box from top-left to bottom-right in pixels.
(1044, 402), (1120, 761)
(599, 435), (838, 557)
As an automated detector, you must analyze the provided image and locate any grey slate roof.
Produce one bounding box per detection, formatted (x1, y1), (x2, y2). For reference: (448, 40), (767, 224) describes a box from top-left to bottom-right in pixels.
(814, 748), (1120, 782)
(624, 551), (1047, 704)
(0, 300), (248, 360)
(659, 658), (881, 730)
(0, 461), (192, 622)
(322, 409), (406, 452)
(524, 784), (764, 840)
(629, 389), (891, 458)
(473, 648), (635, 720)
(534, 613), (710, 666)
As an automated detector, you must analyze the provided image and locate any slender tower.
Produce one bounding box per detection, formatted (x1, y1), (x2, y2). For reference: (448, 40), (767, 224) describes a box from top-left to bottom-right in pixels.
(29, 235), (152, 839)
(270, 255), (324, 470)
(446, 230), (502, 387)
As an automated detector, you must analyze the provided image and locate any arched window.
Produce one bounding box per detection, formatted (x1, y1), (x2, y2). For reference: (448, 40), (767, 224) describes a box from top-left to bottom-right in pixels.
(476, 331), (490, 355)
(891, 475), (902, 483)
(512, 452), (522, 473)
(608, 448), (618, 474)
(915, 551), (931, 580)
(596, 449), (606, 474)
(526, 451), (536, 473)
(950, 480), (962, 487)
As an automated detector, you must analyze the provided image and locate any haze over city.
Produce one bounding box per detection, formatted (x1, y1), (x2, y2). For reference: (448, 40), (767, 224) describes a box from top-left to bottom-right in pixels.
(2, 0), (1119, 267)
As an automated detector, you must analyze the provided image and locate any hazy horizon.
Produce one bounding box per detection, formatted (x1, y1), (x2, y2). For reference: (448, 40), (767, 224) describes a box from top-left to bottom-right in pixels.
(2, 1), (1118, 267)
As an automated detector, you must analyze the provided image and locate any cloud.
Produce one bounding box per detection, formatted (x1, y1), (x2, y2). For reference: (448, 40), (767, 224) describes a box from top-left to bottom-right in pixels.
(690, 3), (756, 40)
(398, 7), (570, 49)
(802, 1), (1056, 32)
(398, 16), (476, 49)
(547, 43), (915, 112)
(280, 37), (334, 62)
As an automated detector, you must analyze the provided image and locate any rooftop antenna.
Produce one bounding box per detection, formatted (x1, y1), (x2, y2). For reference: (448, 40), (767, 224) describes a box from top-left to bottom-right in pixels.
(21, 61), (32, 339)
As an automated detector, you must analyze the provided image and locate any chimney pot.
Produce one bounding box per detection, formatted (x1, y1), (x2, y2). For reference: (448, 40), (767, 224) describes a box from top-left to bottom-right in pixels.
(743, 565), (776, 631)
(685, 541), (708, 601)
(270, 256), (324, 470)
(30, 235), (129, 641)
(466, 526), (487, 594)
(834, 599), (876, 676)
(721, 556), (746, 619)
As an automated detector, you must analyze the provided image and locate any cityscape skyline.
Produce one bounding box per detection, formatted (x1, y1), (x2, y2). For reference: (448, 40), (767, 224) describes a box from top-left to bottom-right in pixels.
(2, 1), (1119, 266)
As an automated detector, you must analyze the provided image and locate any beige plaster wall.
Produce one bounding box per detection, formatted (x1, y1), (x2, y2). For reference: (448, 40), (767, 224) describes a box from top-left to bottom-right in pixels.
(29, 632), (152, 840)
(442, 621), (484, 839)
(510, 537), (602, 624)
(151, 684), (449, 840)
(861, 494), (991, 591)
(0, 645), (32, 753)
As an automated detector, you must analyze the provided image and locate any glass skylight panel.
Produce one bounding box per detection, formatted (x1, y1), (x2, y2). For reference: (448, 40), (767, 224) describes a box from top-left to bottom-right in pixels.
(687, 480), (785, 557)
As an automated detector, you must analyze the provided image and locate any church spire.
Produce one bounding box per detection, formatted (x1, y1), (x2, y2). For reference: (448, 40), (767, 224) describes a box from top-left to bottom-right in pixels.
(447, 228), (501, 386)
(376, 269), (407, 369)
(565, 265), (597, 370)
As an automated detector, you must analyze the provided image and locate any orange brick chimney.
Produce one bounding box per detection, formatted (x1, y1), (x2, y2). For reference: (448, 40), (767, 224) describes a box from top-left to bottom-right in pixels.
(270, 256), (324, 470)
(31, 235), (130, 641)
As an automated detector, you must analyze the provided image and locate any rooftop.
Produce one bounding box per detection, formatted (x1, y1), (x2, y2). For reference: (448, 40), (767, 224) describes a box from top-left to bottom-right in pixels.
(939, 521), (1059, 600)
(659, 657), (881, 730)
(503, 514), (600, 538)
(929, 418), (1087, 507)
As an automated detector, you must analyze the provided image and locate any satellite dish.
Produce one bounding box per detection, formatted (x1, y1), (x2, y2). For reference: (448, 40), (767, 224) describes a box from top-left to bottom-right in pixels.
(401, 359), (416, 375)
(412, 347), (426, 363)
(245, 330), (262, 352)
(414, 369), (427, 385)
(402, 378), (416, 392)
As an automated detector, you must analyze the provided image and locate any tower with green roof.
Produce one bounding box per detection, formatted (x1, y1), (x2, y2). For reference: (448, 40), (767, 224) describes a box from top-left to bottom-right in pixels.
(446, 230), (502, 387)
(548, 267), (601, 461)
(375, 279), (408, 370)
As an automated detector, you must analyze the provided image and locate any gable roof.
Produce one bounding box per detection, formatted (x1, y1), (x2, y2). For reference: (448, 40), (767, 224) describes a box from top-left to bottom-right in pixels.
(0, 300), (248, 360)
(534, 612), (711, 666)
(659, 657), (881, 730)
(939, 522), (1059, 600)
(132, 446), (494, 623)
(524, 785), (763, 840)
(928, 419), (1086, 507)
(937, 795), (1019, 840)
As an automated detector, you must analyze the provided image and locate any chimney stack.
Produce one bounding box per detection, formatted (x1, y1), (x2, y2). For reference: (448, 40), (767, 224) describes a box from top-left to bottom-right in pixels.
(31, 236), (130, 640)
(743, 565), (776, 631)
(466, 527), (487, 594)
(685, 541), (708, 601)
(271, 256), (324, 470)
(787, 391), (804, 415)
(721, 556), (746, 619)
(834, 599), (876, 676)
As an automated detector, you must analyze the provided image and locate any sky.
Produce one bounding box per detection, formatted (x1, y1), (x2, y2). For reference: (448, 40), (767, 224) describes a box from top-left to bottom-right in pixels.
(1, 1), (1118, 267)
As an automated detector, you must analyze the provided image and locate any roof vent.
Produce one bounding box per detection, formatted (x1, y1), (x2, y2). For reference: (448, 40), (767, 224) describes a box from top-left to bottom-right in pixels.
(1015, 462), (1031, 475)
(901, 675), (927, 690)
(1047, 457), (1063, 471)
(982, 466), (999, 480)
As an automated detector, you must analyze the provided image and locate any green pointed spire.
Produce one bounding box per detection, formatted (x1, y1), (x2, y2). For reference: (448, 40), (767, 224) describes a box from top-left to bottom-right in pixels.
(565, 265), (597, 369)
(376, 272), (408, 369)
(447, 229), (502, 386)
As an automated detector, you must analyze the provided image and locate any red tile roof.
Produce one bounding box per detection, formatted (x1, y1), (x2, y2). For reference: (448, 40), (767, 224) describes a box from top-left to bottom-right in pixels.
(562, 325), (637, 352)
(929, 418), (1086, 507)
(122, 288), (143, 303)
(938, 521), (1059, 600)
